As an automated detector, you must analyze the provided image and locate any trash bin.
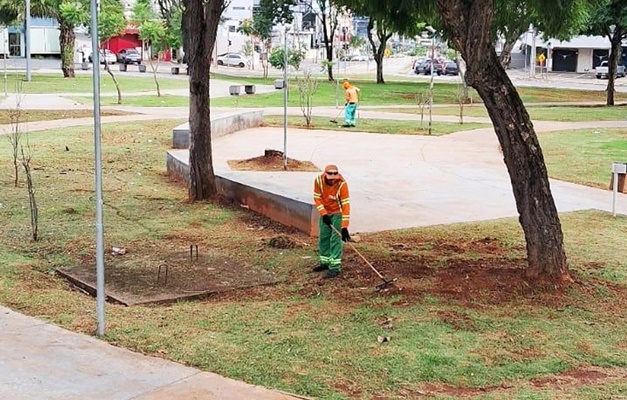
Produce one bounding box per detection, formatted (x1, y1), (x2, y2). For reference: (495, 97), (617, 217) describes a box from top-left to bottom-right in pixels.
(171, 66), (180, 75)
(610, 162), (627, 193)
(229, 85), (241, 95)
(81, 62), (89, 71)
(119, 64), (127, 72)
(138, 64), (147, 73)
(244, 84), (256, 94)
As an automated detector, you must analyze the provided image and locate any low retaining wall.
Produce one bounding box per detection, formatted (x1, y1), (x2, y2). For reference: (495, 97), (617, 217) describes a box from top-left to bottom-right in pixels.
(172, 110), (263, 149)
(167, 151), (318, 236)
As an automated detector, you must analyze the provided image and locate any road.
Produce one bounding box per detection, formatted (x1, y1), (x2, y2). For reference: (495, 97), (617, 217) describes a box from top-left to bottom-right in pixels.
(3, 56), (626, 94)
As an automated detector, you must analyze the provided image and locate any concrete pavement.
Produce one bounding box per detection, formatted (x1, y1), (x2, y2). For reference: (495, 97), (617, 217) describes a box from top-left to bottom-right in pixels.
(207, 120), (627, 233)
(0, 306), (303, 400)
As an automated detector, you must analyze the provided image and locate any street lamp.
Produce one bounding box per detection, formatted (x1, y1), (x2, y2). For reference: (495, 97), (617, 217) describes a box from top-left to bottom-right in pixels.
(426, 26), (436, 136)
(282, 24), (289, 170)
(89, 0), (106, 337)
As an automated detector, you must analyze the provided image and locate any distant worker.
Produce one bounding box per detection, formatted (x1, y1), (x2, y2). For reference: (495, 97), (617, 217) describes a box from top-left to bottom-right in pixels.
(312, 164), (351, 279)
(342, 81), (360, 127)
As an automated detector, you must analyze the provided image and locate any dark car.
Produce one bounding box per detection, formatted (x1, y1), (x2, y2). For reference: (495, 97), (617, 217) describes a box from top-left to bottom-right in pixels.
(418, 59), (439, 75)
(118, 48), (142, 64)
(438, 61), (459, 76)
(414, 58), (431, 74)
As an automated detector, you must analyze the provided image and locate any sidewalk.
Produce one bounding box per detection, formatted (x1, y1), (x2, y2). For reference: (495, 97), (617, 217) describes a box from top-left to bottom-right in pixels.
(0, 306), (304, 400)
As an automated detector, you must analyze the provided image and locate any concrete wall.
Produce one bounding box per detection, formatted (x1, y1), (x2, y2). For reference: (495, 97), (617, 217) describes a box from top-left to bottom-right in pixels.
(577, 48), (593, 72)
(166, 150), (318, 236)
(172, 110), (263, 149)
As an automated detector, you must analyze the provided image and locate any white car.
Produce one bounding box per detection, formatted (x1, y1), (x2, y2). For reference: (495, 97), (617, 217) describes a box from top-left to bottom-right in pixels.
(88, 49), (117, 64)
(217, 53), (248, 67)
(350, 55), (369, 62)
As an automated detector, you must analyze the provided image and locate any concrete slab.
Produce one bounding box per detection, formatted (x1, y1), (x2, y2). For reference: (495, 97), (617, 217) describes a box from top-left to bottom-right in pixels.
(0, 306), (301, 400)
(194, 124), (627, 233)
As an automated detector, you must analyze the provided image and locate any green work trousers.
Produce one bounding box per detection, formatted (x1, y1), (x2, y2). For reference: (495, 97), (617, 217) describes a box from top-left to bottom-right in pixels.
(345, 103), (358, 126)
(318, 214), (343, 271)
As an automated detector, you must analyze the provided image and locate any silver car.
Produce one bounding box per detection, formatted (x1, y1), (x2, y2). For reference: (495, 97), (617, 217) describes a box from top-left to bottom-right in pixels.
(217, 53), (248, 68)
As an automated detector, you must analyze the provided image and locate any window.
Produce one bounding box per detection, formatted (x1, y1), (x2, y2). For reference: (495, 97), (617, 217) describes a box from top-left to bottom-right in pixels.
(232, 6), (245, 10)
(229, 25), (236, 32)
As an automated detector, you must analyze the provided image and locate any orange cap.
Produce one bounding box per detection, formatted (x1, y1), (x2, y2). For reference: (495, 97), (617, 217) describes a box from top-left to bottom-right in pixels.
(342, 82), (351, 89)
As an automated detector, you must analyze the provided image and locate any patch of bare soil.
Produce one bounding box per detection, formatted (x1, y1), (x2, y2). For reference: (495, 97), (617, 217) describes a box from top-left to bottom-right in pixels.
(228, 149), (319, 172)
(57, 245), (279, 306)
(290, 235), (627, 314)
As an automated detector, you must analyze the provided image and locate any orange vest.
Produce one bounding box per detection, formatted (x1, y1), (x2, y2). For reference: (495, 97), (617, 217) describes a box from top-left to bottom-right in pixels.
(313, 175), (351, 228)
(345, 86), (360, 104)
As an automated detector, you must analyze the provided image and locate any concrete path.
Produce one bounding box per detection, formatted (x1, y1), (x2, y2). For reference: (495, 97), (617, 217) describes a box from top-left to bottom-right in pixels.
(0, 78), (276, 110)
(0, 306), (303, 400)
(203, 120), (627, 233)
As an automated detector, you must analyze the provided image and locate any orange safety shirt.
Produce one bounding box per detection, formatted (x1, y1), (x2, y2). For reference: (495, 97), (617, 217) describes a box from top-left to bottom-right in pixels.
(313, 174), (350, 228)
(345, 86), (360, 104)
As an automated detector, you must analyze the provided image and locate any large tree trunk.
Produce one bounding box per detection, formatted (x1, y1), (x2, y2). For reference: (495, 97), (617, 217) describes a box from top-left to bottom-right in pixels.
(499, 40), (516, 69)
(321, 12), (334, 81)
(366, 19), (390, 84)
(606, 30), (623, 106)
(436, 0), (570, 281)
(183, 0), (223, 201)
(59, 21), (75, 78)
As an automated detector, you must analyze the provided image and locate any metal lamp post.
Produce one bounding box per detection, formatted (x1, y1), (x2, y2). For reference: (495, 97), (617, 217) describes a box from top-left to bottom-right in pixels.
(25, 0), (31, 81)
(90, 0), (106, 337)
(427, 27), (436, 136)
(283, 25), (288, 170)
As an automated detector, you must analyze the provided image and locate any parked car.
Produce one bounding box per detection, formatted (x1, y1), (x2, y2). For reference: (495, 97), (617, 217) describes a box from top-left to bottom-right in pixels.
(118, 48), (142, 64)
(216, 53), (248, 67)
(88, 49), (116, 64)
(420, 59), (443, 75)
(350, 55), (369, 62)
(437, 61), (459, 76)
(595, 60), (626, 79)
(414, 58), (431, 74)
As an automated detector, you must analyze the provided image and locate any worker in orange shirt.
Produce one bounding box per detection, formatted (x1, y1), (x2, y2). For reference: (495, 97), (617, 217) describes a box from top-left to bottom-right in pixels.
(342, 81), (360, 127)
(312, 164), (351, 279)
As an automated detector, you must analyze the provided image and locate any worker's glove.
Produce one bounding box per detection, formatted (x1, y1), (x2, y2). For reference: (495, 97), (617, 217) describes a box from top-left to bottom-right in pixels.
(341, 228), (351, 242)
(322, 215), (332, 226)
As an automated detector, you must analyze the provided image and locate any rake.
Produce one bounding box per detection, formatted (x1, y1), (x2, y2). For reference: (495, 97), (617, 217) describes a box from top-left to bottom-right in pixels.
(329, 107), (344, 124)
(330, 225), (398, 291)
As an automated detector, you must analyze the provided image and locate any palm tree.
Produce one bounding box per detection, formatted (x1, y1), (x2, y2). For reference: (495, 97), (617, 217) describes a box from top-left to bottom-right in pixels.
(0, 0), (89, 77)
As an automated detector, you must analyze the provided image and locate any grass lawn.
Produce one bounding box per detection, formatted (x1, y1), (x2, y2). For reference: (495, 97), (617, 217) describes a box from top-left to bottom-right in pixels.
(72, 94), (190, 107)
(210, 74), (627, 108)
(263, 115), (489, 136)
(371, 105), (627, 122)
(1, 119), (626, 399)
(5, 73), (188, 94)
(540, 128), (627, 189)
(0, 109), (131, 125)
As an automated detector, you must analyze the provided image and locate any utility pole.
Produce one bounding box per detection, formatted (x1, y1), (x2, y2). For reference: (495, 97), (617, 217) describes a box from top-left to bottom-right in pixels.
(90, 0), (106, 337)
(282, 25), (288, 170)
(427, 27), (436, 136)
(25, 0), (31, 81)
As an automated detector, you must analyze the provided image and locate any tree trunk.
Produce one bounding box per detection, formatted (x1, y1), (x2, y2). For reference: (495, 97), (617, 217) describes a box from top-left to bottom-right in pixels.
(499, 40), (516, 69)
(436, 0), (570, 281)
(104, 62), (122, 105)
(321, 12), (334, 81)
(59, 21), (75, 78)
(149, 58), (161, 97)
(606, 31), (623, 106)
(183, 0), (223, 201)
(367, 19), (389, 84)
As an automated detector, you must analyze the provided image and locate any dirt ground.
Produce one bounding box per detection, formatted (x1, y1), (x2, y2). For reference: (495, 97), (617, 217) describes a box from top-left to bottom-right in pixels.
(227, 149), (319, 172)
